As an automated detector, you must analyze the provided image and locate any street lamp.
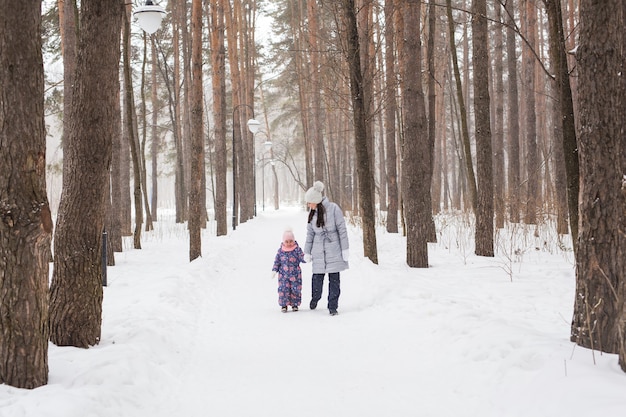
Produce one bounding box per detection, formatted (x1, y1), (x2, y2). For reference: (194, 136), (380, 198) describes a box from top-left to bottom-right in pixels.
(133, 1), (166, 34)
(232, 103), (259, 230)
(247, 118), (260, 134)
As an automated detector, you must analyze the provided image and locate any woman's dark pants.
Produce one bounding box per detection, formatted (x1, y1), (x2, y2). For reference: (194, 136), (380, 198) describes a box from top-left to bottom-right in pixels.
(311, 272), (340, 311)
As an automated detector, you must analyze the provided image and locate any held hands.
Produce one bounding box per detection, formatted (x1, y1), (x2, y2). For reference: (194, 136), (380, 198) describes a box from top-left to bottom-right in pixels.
(342, 250), (349, 262)
(304, 254), (312, 263)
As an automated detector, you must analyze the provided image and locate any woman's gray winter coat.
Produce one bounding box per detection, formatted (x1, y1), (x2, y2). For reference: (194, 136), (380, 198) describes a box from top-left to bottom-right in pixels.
(304, 197), (349, 274)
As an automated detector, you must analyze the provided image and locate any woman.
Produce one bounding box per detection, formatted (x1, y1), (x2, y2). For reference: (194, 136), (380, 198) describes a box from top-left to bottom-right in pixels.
(304, 181), (349, 316)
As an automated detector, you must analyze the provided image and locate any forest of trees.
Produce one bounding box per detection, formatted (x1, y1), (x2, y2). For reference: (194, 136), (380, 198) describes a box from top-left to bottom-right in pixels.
(1, 0), (625, 388)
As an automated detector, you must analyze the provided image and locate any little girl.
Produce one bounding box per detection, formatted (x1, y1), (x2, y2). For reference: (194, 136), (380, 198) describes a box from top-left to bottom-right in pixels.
(272, 228), (305, 312)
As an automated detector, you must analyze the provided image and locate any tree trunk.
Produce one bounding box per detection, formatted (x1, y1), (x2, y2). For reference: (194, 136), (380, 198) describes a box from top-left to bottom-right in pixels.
(425, 0), (437, 242)
(0, 0), (51, 389)
(384, 0), (399, 234)
(492, 3), (505, 229)
(401, 0), (429, 268)
(189, 0), (204, 261)
(122, 6), (143, 249)
(472, 0), (494, 257)
(523, 0), (538, 225)
(505, 0), (521, 223)
(226, 0), (248, 226)
(59, 0), (77, 158)
(139, 34), (154, 233)
(544, 0), (580, 254)
(340, 0), (378, 264)
(50, 0), (123, 348)
(446, 0), (477, 211)
(173, 0), (187, 224)
(291, 0), (313, 188)
(307, 0), (325, 182)
(109, 86), (123, 254)
(210, 0), (228, 236)
(120, 106), (132, 235)
(570, 0), (626, 361)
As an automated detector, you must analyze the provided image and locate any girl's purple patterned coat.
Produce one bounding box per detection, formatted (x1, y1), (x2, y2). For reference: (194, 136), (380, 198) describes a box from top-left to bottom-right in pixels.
(272, 241), (305, 307)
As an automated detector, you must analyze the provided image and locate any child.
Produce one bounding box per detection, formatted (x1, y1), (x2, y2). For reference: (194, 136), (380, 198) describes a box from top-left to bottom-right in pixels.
(272, 228), (305, 313)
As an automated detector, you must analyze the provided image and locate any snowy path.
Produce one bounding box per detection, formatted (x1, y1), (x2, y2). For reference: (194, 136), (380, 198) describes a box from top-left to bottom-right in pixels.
(3, 207), (626, 417)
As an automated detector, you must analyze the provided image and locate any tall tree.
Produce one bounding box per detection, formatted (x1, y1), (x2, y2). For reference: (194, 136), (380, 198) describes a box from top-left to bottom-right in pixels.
(401, 0), (430, 267)
(189, 0), (205, 261)
(492, 2), (505, 229)
(50, 0), (124, 348)
(543, 0), (579, 254)
(122, 4), (143, 249)
(340, 0), (378, 264)
(571, 0), (626, 364)
(446, 0), (477, 211)
(59, 0), (77, 154)
(384, 0), (399, 233)
(472, 0), (493, 256)
(210, 0), (229, 236)
(139, 35), (154, 233)
(0, 0), (52, 389)
(425, 0), (437, 242)
(226, 0), (255, 225)
(307, 0), (325, 182)
(505, 0), (521, 223)
(523, 0), (539, 224)
(172, 0), (188, 224)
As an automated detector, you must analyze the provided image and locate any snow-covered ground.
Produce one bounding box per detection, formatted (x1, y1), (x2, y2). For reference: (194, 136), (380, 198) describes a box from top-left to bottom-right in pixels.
(1, 206), (625, 417)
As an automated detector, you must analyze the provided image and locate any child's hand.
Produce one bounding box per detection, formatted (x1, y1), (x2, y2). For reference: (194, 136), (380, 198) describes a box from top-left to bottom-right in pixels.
(271, 271), (277, 279)
(304, 254), (311, 263)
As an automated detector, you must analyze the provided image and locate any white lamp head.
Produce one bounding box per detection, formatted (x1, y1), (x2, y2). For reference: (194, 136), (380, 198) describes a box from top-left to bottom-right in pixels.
(247, 119), (261, 134)
(134, 0), (166, 34)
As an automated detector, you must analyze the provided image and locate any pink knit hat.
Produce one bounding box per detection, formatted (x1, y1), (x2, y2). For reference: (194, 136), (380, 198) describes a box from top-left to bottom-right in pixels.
(283, 228), (295, 242)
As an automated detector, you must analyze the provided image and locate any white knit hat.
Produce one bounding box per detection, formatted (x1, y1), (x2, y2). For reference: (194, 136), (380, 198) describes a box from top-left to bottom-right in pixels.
(305, 181), (325, 204)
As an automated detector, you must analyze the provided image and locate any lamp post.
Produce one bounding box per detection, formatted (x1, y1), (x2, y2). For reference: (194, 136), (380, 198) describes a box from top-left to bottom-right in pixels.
(232, 103), (259, 230)
(248, 119), (261, 216)
(261, 140), (272, 211)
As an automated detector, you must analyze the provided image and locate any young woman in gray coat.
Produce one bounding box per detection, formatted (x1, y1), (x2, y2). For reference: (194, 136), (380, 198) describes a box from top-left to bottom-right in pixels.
(303, 181), (349, 316)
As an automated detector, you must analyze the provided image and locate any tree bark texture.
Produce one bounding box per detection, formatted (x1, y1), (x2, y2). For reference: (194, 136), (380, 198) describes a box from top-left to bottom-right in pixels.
(384, 0), (399, 234)
(210, 0), (228, 236)
(49, 0), (123, 348)
(505, 0), (521, 224)
(0, 0), (52, 389)
(341, 0), (378, 264)
(571, 0), (626, 361)
(123, 7), (143, 249)
(307, 0), (325, 182)
(189, 0), (205, 261)
(472, 0), (494, 257)
(492, 3), (505, 229)
(401, 0), (429, 268)
(446, 0), (477, 212)
(544, 0), (579, 253)
(523, 0), (539, 225)
(139, 36), (154, 233)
